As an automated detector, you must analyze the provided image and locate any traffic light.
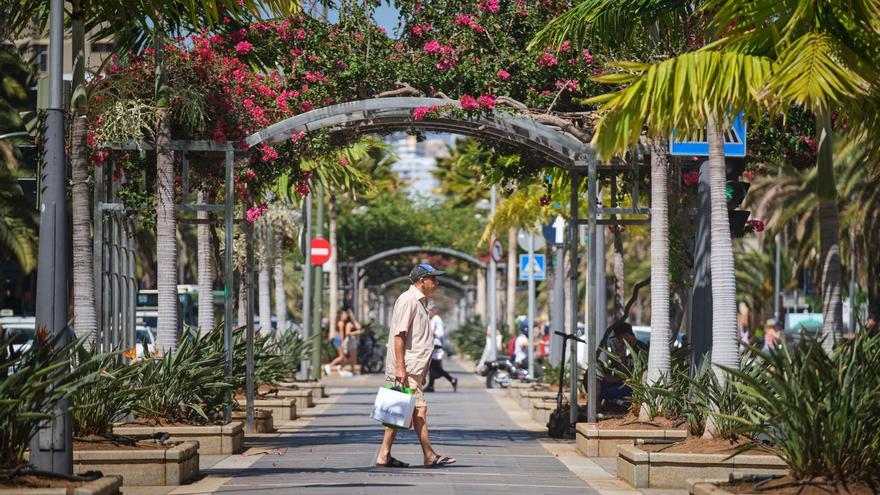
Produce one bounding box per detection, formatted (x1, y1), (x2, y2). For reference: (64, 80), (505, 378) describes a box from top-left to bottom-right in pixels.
(725, 157), (750, 237)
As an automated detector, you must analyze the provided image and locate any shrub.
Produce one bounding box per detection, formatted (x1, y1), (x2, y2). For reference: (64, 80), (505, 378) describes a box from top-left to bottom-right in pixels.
(684, 356), (759, 438)
(723, 335), (880, 483)
(134, 328), (232, 423)
(0, 330), (97, 469)
(71, 346), (151, 437)
(449, 316), (486, 362)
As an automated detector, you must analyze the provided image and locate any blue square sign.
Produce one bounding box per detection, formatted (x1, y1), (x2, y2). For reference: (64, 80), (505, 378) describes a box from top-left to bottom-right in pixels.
(670, 112), (747, 157)
(519, 254), (546, 281)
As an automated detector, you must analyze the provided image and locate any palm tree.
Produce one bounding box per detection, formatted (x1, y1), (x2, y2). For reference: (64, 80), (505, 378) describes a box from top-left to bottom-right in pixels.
(257, 222), (272, 334)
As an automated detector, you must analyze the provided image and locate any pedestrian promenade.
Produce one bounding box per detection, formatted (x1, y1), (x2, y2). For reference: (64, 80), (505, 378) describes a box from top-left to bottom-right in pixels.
(130, 358), (679, 495)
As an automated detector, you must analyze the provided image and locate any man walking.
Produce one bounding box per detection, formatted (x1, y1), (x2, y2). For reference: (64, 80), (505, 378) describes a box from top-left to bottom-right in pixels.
(425, 303), (458, 392)
(375, 263), (457, 469)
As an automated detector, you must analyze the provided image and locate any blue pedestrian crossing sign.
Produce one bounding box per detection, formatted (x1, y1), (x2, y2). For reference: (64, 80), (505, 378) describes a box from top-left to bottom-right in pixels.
(669, 112), (747, 157)
(519, 254), (546, 281)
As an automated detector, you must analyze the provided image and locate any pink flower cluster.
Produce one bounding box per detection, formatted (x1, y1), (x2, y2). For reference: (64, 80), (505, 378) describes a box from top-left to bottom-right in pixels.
(497, 69), (510, 80)
(746, 219), (765, 233)
(454, 14), (484, 32)
(459, 94), (496, 111)
(478, 0), (500, 13)
(235, 41), (253, 55)
(411, 23), (433, 36)
(260, 144), (279, 162)
(538, 52), (558, 67)
(413, 106), (432, 120)
(459, 94), (479, 110)
(246, 204), (269, 223)
(683, 170), (700, 186)
(424, 41), (457, 70)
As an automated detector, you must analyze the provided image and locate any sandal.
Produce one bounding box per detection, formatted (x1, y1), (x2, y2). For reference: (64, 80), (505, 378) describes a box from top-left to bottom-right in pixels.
(425, 455), (456, 467)
(376, 456), (409, 468)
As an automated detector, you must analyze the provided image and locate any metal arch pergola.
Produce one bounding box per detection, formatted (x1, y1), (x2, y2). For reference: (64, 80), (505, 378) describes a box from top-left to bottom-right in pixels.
(345, 245), (489, 320)
(241, 97), (654, 425)
(367, 275), (475, 328)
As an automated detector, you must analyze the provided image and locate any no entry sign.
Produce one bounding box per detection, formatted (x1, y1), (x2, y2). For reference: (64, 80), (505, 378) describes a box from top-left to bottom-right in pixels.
(310, 237), (331, 265)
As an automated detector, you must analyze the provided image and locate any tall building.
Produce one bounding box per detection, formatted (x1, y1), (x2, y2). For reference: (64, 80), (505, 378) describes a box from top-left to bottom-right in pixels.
(388, 133), (453, 201)
(5, 20), (112, 79)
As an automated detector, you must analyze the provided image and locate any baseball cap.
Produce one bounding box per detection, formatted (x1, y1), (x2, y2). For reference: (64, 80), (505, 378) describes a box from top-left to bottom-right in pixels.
(409, 263), (444, 283)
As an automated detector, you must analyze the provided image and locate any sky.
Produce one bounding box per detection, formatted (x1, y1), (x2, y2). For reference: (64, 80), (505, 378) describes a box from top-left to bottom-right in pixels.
(324, 2), (402, 38)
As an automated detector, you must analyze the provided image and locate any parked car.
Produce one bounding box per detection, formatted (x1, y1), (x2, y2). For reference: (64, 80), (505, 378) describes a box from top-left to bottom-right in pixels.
(0, 316), (36, 354)
(134, 325), (157, 359)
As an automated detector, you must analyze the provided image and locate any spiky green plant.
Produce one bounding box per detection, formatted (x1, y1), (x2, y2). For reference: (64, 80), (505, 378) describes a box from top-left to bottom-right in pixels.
(722, 335), (880, 483)
(0, 330), (98, 468)
(449, 317), (487, 363)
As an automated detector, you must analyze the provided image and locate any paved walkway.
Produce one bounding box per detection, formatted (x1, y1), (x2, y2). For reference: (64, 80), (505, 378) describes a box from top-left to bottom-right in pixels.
(214, 359), (604, 495)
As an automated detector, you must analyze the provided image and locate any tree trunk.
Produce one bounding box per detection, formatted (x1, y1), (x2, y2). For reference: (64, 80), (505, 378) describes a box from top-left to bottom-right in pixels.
(816, 111), (842, 353)
(258, 223), (272, 335)
(476, 269), (486, 320)
(506, 227), (517, 337)
(70, 1), (97, 347)
(612, 230), (625, 321)
(706, 114), (740, 382)
(155, 105), (178, 350)
(328, 195), (338, 337)
(196, 190), (214, 333)
(642, 138), (671, 420)
(274, 225), (287, 334)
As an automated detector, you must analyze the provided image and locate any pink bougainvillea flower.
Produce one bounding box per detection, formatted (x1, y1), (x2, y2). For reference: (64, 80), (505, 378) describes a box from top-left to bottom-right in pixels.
(746, 219), (765, 233)
(260, 144), (279, 162)
(413, 106), (431, 120)
(477, 94), (496, 110)
(479, 0), (500, 13)
(538, 52), (558, 67)
(235, 41), (253, 55)
(423, 40), (442, 53)
(246, 204), (269, 223)
(559, 40), (571, 52)
(290, 131), (306, 143)
(459, 94), (478, 110)
(682, 170), (700, 186)
(743, 170), (756, 181)
(497, 69), (510, 80)
(582, 49), (594, 64)
(296, 182), (311, 196)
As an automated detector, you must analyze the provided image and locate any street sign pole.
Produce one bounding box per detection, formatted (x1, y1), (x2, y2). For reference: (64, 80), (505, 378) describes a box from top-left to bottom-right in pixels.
(310, 184), (325, 379)
(550, 216), (565, 366)
(299, 192), (312, 380)
(488, 185), (498, 360)
(527, 233), (536, 379)
(30, 0), (72, 474)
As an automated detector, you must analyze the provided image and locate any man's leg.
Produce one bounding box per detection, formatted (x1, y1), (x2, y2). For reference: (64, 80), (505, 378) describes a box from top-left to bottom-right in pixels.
(376, 426), (397, 464)
(412, 406), (438, 464)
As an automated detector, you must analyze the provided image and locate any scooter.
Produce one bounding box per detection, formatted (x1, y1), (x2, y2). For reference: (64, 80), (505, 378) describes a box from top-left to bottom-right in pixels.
(482, 357), (530, 389)
(547, 330), (586, 438)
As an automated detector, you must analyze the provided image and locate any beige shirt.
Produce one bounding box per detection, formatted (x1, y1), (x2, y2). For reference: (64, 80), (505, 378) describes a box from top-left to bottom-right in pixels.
(385, 285), (433, 380)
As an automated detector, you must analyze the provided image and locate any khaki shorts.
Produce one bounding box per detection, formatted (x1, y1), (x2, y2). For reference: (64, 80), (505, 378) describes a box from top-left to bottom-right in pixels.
(390, 374), (427, 408)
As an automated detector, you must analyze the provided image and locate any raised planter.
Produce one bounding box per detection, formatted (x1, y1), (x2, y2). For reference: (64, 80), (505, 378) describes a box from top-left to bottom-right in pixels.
(617, 444), (787, 489)
(274, 389), (314, 410)
(519, 389), (556, 410)
(530, 398), (556, 424)
(73, 441), (199, 486)
(232, 409), (275, 433)
(253, 398), (297, 422)
(278, 381), (325, 402)
(0, 475), (122, 495)
(575, 423), (688, 457)
(507, 380), (533, 400)
(113, 421), (244, 455)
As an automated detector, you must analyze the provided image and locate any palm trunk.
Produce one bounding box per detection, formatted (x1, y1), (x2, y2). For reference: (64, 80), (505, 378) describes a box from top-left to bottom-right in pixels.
(154, 26), (178, 351)
(238, 268), (247, 326)
(706, 114), (740, 381)
(258, 222), (272, 335)
(476, 269), (486, 320)
(274, 226), (287, 334)
(196, 190), (214, 333)
(70, 0), (97, 346)
(612, 230), (625, 320)
(642, 138), (671, 420)
(328, 195), (338, 338)
(506, 227), (517, 337)
(816, 111), (842, 353)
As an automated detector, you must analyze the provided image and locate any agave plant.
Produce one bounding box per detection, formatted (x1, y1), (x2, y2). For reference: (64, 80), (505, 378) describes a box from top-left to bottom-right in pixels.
(71, 345), (152, 437)
(0, 329), (98, 469)
(134, 328), (232, 423)
(684, 356), (760, 439)
(722, 335), (880, 483)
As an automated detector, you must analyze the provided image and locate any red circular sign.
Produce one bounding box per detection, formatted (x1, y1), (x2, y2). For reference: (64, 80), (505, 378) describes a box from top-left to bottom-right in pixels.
(310, 237), (331, 265)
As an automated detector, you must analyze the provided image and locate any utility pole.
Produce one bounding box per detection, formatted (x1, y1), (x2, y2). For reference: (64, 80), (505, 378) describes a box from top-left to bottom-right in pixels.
(310, 184), (325, 379)
(527, 232), (536, 378)
(774, 167), (782, 324)
(299, 189), (312, 380)
(30, 0), (72, 474)
(550, 215), (565, 366)
(488, 185), (498, 360)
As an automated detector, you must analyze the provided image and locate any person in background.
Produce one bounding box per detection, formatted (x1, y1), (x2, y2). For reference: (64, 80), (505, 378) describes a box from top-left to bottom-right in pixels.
(513, 324), (529, 368)
(425, 303), (457, 392)
(342, 309), (362, 376)
(598, 322), (646, 407)
(762, 318), (782, 352)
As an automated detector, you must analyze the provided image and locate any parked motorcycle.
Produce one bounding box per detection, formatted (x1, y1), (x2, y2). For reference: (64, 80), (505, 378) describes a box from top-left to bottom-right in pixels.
(356, 327), (385, 374)
(481, 357), (530, 389)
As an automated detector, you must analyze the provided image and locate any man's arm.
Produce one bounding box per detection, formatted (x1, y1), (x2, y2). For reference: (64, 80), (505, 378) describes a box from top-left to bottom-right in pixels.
(394, 332), (407, 384)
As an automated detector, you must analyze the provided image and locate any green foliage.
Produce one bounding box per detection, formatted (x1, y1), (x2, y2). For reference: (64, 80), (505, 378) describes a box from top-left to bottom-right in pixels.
(685, 357), (759, 439)
(449, 317), (486, 362)
(134, 328), (232, 423)
(0, 331), (98, 469)
(723, 336), (880, 483)
(71, 346), (152, 437)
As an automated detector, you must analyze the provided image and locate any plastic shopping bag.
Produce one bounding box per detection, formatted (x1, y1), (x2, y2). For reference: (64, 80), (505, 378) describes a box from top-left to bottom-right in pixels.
(370, 384), (416, 430)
